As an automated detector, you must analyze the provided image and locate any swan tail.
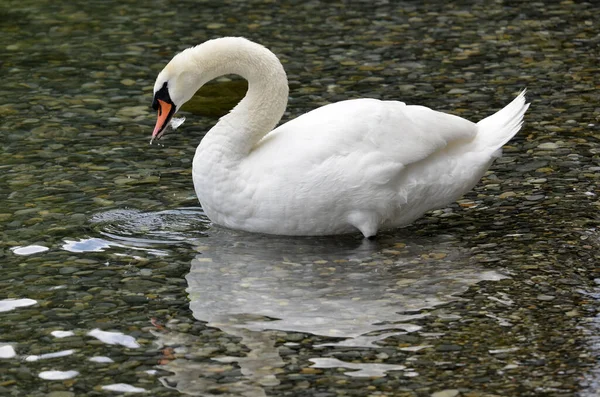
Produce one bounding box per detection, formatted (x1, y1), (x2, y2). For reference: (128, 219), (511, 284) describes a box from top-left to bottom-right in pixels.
(475, 89), (530, 154)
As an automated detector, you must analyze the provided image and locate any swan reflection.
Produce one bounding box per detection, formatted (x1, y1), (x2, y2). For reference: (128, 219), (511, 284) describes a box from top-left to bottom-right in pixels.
(158, 227), (506, 395)
(186, 229), (504, 338)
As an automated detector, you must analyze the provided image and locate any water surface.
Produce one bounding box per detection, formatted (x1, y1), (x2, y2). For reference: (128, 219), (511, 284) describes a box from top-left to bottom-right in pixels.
(1, 0), (599, 396)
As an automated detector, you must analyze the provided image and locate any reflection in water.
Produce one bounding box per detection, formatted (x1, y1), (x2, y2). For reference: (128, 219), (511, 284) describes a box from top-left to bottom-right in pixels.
(308, 357), (406, 377)
(25, 349), (76, 362)
(0, 298), (37, 312)
(187, 229), (504, 337)
(87, 208), (508, 396)
(0, 345), (17, 359)
(89, 356), (115, 363)
(101, 384), (147, 393)
(62, 237), (170, 257)
(51, 330), (75, 338)
(10, 245), (49, 256)
(87, 329), (141, 349)
(162, 227), (505, 395)
(38, 370), (79, 380)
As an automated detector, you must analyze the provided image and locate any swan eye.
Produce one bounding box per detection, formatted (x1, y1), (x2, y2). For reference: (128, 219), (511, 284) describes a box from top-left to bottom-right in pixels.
(152, 82), (172, 111)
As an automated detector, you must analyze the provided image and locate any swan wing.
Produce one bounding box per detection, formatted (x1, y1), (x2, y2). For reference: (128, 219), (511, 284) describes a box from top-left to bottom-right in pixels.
(250, 98), (477, 183)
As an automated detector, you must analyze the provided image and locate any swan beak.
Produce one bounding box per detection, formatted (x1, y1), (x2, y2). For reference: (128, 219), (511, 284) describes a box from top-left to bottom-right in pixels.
(151, 99), (175, 144)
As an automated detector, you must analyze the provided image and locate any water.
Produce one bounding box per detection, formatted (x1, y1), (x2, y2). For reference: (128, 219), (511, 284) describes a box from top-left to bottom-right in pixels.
(0, 207), (509, 395)
(1, 0), (599, 396)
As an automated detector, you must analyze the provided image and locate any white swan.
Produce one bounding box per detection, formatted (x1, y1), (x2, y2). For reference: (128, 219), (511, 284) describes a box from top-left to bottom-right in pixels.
(151, 37), (529, 237)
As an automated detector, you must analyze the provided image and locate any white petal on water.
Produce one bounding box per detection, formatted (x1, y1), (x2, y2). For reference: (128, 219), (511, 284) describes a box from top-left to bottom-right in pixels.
(87, 329), (140, 348)
(89, 356), (114, 363)
(170, 116), (186, 130)
(51, 330), (75, 338)
(38, 370), (79, 380)
(25, 349), (75, 362)
(102, 383), (147, 393)
(0, 345), (16, 359)
(11, 245), (49, 256)
(0, 298), (37, 312)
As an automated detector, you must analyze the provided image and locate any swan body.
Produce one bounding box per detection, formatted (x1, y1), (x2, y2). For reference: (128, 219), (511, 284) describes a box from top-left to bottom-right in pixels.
(151, 37), (529, 237)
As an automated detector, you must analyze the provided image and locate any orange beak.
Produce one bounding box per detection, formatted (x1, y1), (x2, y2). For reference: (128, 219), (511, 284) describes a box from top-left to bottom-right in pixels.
(151, 99), (175, 143)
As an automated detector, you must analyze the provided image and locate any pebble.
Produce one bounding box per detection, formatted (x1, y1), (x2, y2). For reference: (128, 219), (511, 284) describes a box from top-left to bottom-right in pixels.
(525, 194), (545, 201)
(59, 267), (79, 275)
(431, 390), (460, 397)
(47, 392), (75, 397)
(447, 88), (469, 94)
(537, 142), (559, 150)
(116, 106), (148, 117)
(537, 295), (556, 301)
(435, 344), (462, 352)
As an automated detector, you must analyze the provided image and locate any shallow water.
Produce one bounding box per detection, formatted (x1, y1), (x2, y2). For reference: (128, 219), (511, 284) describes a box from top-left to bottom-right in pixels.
(1, 0), (599, 396)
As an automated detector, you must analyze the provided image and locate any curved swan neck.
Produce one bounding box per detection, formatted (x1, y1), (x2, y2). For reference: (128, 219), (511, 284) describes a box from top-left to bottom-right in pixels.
(186, 37), (289, 156)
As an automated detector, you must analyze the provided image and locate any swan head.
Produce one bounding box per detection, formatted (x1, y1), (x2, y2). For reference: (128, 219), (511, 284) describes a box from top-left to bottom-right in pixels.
(151, 51), (205, 142)
(151, 80), (176, 142)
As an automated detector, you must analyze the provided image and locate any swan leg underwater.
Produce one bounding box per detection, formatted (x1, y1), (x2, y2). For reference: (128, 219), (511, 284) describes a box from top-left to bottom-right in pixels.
(150, 37), (530, 238)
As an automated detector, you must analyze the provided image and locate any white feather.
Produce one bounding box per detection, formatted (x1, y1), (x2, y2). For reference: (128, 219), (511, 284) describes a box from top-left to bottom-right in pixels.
(169, 116), (186, 130)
